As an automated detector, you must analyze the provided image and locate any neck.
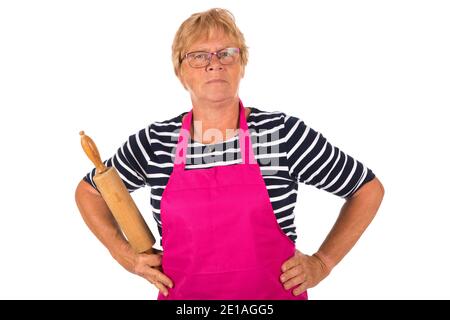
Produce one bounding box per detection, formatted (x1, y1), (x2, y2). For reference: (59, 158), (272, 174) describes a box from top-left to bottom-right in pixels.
(190, 97), (241, 144)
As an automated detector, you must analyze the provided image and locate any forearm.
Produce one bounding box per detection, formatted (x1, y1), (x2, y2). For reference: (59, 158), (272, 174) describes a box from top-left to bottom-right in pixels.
(75, 179), (135, 271)
(314, 177), (384, 272)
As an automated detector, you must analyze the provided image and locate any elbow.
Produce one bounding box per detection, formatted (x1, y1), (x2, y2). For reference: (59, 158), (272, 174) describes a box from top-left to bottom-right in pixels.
(75, 179), (86, 209)
(349, 176), (385, 203)
(378, 178), (385, 200)
(372, 177), (385, 204)
(75, 179), (99, 210)
(364, 177), (385, 212)
(370, 177), (384, 219)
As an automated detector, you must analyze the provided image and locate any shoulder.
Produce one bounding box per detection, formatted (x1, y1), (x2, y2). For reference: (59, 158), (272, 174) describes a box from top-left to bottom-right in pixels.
(248, 107), (306, 133)
(149, 112), (185, 131)
(247, 107), (286, 128)
(141, 111), (186, 138)
(121, 111), (186, 151)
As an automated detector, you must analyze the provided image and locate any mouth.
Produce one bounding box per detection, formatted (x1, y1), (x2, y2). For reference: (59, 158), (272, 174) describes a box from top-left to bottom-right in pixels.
(206, 79), (228, 84)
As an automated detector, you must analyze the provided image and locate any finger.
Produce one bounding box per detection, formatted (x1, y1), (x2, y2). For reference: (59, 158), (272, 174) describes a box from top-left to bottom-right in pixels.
(133, 255), (162, 276)
(153, 280), (169, 297)
(283, 273), (307, 290)
(280, 265), (303, 283)
(281, 254), (302, 272)
(141, 253), (162, 267)
(293, 282), (308, 296)
(147, 266), (174, 289)
(142, 270), (171, 295)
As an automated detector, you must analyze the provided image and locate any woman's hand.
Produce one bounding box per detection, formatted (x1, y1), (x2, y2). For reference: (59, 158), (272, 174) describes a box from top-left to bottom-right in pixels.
(112, 244), (174, 297)
(132, 248), (174, 297)
(280, 249), (331, 296)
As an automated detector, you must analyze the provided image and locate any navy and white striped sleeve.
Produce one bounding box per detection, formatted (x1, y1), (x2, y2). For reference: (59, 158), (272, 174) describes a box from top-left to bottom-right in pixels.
(283, 115), (375, 199)
(83, 129), (149, 193)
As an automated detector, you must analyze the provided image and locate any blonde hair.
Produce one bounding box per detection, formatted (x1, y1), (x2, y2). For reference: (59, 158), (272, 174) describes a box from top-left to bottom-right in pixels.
(172, 8), (248, 77)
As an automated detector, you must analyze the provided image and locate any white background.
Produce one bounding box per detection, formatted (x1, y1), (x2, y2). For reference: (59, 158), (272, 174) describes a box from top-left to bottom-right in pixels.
(1, 0), (449, 299)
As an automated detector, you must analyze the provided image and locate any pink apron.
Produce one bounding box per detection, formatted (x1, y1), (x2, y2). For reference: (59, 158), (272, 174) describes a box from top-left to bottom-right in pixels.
(158, 101), (307, 300)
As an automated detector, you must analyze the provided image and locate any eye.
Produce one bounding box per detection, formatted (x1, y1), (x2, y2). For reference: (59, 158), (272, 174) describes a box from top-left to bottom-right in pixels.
(218, 49), (233, 58)
(190, 52), (209, 60)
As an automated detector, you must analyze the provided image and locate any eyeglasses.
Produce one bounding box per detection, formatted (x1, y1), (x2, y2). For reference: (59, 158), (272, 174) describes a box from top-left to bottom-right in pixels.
(181, 47), (240, 68)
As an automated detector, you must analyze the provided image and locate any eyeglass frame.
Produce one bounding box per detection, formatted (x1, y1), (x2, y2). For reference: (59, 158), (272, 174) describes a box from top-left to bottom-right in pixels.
(180, 47), (241, 68)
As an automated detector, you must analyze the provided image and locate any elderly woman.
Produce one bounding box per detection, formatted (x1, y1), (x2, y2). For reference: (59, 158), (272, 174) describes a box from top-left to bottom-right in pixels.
(75, 8), (384, 300)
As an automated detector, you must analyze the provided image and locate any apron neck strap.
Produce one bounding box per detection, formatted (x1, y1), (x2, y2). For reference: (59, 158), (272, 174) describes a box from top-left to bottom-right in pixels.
(174, 99), (256, 171)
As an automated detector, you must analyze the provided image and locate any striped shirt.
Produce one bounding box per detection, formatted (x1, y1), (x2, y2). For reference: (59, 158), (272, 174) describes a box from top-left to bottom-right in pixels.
(84, 107), (375, 245)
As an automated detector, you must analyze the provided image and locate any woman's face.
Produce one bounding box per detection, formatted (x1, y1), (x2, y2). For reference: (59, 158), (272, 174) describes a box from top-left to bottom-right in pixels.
(179, 30), (244, 104)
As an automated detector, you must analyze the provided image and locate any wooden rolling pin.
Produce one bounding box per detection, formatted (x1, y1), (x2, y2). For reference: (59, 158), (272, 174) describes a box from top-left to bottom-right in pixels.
(79, 131), (155, 254)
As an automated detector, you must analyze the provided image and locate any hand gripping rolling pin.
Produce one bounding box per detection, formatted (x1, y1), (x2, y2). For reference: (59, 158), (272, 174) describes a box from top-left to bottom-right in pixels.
(79, 131), (155, 254)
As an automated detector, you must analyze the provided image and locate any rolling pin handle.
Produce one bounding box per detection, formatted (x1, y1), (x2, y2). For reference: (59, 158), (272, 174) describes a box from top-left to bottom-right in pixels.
(79, 131), (108, 174)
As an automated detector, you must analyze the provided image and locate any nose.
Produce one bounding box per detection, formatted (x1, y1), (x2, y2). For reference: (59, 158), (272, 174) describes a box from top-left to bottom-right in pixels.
(206, 54), (223, 72)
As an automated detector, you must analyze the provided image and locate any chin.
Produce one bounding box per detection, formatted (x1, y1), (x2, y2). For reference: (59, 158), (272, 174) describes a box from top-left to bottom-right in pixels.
(204, 93), (234, 103)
